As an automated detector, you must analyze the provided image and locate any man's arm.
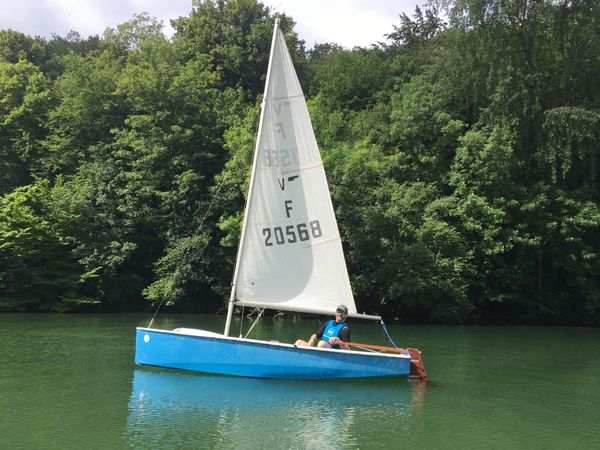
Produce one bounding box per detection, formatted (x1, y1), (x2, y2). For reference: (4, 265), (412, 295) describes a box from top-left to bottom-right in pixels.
(339, 326), (350, 343)
(330, 327), (350, 350)
(307, 322), (327, 346)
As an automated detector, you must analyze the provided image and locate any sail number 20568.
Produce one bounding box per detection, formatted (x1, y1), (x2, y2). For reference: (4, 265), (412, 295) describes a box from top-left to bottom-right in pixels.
(263, 220), (322, 246)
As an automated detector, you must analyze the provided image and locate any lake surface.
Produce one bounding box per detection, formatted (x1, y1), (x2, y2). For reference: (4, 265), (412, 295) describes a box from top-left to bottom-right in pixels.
(1, 314), (598, 449)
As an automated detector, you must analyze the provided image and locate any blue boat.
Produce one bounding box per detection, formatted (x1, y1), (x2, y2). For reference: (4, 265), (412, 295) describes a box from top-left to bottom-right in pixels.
(135, 327), (412, 379)
(134, 20), (426, 381)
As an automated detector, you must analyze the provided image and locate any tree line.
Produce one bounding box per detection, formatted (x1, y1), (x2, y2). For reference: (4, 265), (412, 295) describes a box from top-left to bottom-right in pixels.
(1, 0), (599, 325)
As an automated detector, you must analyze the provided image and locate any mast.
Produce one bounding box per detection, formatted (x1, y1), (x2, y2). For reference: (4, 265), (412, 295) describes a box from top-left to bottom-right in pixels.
(224, 18), (281, 336)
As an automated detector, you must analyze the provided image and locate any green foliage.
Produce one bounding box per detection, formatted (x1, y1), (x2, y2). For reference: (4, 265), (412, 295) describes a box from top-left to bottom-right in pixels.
(451, 125), (520, 198)
(308, 47), (389, 110)
(0, 0), (599, 324)
(143, 232), (219, 311)
(43, 51), (126, 175)
(325, 142), (472, 321)
(520, 186), (600, 323)
(540, 107), (600, 195)
(0, 59), (52, 194)
(385, 4), (446, 77)
(0, 30), (46, 65)
(390, 77), (464, 183)
(172, 0), (302, 96)
(0, 183), (95, 311)
(103, 13), (164, 52)
(386, 6), (445, 51)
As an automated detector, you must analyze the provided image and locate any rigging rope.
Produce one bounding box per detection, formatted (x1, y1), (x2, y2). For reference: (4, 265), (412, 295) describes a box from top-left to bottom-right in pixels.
(239, 304), (245, 337)
(147, 107), (262, 328)
(147, 297), (165, 328)
(380, 320), (400, 349)
(243, 308), (265, 339)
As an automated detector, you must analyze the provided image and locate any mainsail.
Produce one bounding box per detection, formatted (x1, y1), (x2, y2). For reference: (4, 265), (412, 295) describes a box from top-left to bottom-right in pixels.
(231, 20), (356, 317)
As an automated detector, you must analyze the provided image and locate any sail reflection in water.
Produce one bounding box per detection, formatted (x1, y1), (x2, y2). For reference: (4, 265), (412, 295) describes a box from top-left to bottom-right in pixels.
(126, 369), (419, 448)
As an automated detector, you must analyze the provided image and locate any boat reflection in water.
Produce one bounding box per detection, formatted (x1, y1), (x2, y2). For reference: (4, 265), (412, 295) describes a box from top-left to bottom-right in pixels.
(126, 369), (424, 448)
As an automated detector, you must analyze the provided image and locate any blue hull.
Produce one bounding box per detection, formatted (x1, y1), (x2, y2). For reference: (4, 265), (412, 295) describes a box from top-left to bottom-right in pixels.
(135, 327), (411, 379)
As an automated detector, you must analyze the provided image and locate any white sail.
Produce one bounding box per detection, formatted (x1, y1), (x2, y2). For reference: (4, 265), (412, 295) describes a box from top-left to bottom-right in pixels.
(233, 22), (356, 316)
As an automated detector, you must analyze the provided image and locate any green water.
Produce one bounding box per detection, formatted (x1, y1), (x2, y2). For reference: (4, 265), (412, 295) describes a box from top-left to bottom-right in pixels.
(1, 314), (598, 449)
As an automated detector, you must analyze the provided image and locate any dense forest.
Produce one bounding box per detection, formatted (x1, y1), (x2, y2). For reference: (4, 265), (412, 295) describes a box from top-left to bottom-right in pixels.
(1, 0), (599, 324)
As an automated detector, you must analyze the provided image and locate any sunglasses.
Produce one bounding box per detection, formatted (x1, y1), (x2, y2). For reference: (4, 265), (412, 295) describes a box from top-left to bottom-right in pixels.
(336, 310), (347, 315)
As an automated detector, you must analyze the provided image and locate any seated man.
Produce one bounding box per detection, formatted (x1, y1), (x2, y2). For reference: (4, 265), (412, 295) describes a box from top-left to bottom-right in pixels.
(294, 305), (350, 350)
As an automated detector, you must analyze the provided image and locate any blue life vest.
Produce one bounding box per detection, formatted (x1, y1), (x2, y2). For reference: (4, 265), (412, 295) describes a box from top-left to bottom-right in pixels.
(322, 320), (347, 347)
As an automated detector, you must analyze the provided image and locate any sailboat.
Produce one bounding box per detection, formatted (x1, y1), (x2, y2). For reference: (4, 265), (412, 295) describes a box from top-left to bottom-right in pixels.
(135, 20), (426, 380)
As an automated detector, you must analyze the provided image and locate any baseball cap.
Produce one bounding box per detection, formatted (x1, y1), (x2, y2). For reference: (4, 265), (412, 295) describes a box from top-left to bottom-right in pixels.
(336, 305), (348, 315)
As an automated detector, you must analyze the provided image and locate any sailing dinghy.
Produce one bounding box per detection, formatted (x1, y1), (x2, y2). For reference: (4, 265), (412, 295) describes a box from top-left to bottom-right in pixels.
(135, 20), (426, 380)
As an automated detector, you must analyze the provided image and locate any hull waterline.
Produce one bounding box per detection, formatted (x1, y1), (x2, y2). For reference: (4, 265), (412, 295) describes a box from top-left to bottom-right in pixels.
(135, 327), (411, 379)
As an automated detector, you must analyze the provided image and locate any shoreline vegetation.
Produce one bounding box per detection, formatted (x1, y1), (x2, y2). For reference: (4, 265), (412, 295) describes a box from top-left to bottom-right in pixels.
(1, 0), (600, 325)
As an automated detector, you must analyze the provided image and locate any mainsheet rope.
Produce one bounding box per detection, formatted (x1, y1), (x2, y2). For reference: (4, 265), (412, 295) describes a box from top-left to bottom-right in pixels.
(380, 320), (410, 354)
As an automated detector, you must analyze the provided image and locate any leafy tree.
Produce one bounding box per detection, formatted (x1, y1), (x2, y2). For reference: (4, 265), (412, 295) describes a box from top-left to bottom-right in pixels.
(540, 106), (600, 197)
(42, 31), (102, 79)
(172, 0), (303, 96)
(0, 182), (94, 311)
(308, 47), (389, 111)
(0, 30), (46, 65)
(0, 59), (52, 194)
(42, 51), (126, 176)
(448, 125), (525, 312)
(390, 77), (464, 185)
(386, 5), (445, 52)
(325, 141), (472, 321)
(103, 13), (165, 53)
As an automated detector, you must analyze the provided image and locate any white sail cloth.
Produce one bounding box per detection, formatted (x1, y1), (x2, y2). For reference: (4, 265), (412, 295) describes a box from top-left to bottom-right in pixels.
(233, 26), (357, 316)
